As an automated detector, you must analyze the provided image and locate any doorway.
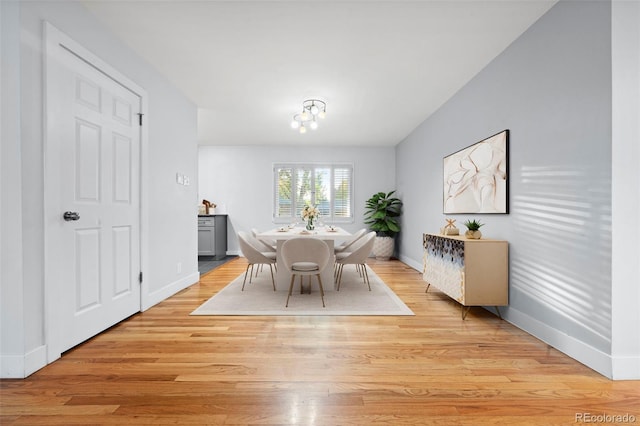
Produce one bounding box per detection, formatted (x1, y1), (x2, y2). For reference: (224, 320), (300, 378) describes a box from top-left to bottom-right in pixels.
(43, 22), (147, 361)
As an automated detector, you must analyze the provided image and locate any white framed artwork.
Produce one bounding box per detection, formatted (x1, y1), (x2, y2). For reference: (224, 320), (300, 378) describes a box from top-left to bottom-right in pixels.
(443, 130), (509, 214)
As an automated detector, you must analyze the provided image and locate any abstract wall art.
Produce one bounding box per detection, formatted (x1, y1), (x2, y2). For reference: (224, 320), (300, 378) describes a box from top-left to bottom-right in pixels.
(443, 130), (509, 214)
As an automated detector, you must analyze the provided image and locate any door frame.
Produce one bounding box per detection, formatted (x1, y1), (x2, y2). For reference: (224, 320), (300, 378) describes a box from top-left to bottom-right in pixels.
(43, 22), (149, 363)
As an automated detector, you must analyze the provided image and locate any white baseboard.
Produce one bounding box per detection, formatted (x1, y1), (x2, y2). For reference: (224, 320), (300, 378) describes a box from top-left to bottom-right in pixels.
(1, 354), (26, 378)
(398, 254), (422, 273)
(142, 271), (200, 311)
(24, 345), (47, 377)
(3, 272), (202, 378)
(612, 355), (640, 380)
(397, 255), (640, 380)
(503, 307), (613, 379)
(1, 345), (47, 378)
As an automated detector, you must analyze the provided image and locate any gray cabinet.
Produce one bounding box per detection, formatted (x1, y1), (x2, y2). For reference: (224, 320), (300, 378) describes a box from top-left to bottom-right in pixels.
(198, 215), (227, 258)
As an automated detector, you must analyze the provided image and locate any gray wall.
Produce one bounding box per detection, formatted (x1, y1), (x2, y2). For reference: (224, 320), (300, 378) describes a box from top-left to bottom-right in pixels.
(199, 145), (396, 254)
(1, 1), (199, 377)
(397, 1), (617, 375)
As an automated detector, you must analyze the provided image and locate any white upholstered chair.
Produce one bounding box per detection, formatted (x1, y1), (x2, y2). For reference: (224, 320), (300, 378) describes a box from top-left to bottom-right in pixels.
(335, 231), (376, 291)
(250, 228), (277, 275)
(237, 231), (276, 291)
(334, 228), (367, 253)
(251, 228), (277, 252)
(281, 238), (331, 308)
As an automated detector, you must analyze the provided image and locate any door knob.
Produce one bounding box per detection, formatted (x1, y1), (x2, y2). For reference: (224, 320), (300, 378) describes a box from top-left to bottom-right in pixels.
(63, 211), (80, 221)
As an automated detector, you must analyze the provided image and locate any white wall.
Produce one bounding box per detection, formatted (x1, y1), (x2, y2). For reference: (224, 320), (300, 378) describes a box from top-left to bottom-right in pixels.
(611, 0), (640, 380)
(396, 0), (639, 379)
(1, 0), (26, 378)
(1, 1), (199, 378)
(199, 145), (396, 254)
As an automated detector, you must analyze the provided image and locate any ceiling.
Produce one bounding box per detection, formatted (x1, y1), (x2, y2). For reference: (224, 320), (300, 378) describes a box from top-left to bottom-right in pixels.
(82, 0), (556, 147)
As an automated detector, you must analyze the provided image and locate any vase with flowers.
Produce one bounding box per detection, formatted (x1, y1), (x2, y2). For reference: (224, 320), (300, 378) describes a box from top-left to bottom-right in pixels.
(301, 204), (319, 230)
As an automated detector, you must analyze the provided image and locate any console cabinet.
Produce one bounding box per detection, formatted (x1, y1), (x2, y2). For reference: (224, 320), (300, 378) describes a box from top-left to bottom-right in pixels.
(422, 233), (508, 318)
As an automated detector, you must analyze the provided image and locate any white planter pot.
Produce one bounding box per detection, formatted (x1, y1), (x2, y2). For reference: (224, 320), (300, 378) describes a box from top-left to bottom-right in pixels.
(373, 236), (395, 260)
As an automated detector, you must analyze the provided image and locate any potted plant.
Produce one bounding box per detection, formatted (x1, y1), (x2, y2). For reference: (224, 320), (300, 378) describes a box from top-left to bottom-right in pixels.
(463, 219), (484, 239)
(364, 191), (403, 260)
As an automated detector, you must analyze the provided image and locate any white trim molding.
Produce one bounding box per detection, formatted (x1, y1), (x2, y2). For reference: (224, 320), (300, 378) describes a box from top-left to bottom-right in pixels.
(0, 345), (47, 379)
(142, 272), (200, 311)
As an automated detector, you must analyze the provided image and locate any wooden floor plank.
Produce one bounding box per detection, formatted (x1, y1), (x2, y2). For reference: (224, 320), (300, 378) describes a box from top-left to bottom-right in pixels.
(1, 258), (638, 425)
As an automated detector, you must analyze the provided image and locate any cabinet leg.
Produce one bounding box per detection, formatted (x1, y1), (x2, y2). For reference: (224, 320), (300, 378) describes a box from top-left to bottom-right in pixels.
(461, 305), (471, 320)
(494, 306), (503, 320)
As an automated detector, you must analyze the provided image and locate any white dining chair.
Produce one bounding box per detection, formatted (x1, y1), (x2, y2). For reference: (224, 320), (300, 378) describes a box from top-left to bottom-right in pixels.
(335, 231), (376, 291)
(334, 228), (367, 253)
(281, 237), (331, 308)
(237, 231), (276, 291)
(251, 228), (277, 252)
(250, 228), (277, 276)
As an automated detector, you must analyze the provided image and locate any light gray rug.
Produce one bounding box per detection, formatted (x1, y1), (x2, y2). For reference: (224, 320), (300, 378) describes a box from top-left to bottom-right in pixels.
(191, 266), (414, 316)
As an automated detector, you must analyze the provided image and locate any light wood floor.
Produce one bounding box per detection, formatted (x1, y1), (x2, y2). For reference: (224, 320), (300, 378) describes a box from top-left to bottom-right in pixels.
(1, 258), (639, 425)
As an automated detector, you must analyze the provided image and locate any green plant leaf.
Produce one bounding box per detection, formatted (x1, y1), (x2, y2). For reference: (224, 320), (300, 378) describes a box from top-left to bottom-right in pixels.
(364, 190), (403, 237)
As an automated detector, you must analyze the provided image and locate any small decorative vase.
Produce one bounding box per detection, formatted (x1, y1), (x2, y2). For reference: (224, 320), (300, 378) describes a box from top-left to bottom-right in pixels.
(306, 218), (315, 231)
(465, 230), (482, 239)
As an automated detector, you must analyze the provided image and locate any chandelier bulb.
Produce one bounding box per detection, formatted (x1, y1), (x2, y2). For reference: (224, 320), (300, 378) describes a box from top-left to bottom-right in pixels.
(291, 99), (326, 130)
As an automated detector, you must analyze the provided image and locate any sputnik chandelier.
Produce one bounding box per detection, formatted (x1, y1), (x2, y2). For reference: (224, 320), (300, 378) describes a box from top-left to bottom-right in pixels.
(290, 99), (327, 134)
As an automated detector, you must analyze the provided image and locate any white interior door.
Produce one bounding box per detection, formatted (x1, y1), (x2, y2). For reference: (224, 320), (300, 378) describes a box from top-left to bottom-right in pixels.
(45, 23), (142, 356)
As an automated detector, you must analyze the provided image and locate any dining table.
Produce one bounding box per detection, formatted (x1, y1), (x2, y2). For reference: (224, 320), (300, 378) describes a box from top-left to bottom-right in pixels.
(256, 226), (353, 291)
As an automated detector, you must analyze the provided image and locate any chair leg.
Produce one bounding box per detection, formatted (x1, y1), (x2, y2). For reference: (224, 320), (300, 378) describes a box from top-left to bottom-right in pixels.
(286, 274), (296, 307)
(336, 264), (344, 291)
(269, 264), (276, 291)
(249, 264), (255, 283)
(316, 274), (325, 307)
(242, 264), (252, 291)
(362, 263), (371, 291)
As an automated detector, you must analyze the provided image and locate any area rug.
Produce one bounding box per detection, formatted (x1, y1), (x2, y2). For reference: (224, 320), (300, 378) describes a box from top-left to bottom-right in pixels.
(191, 267), (414, 316)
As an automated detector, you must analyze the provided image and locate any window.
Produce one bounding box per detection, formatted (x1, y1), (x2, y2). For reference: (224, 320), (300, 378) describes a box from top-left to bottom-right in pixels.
(274, 163), (354, 223)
